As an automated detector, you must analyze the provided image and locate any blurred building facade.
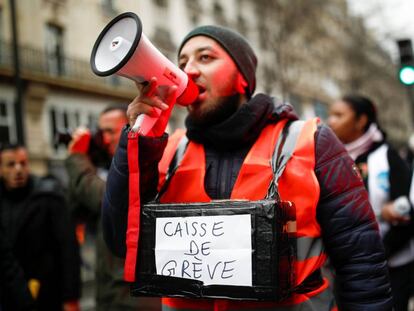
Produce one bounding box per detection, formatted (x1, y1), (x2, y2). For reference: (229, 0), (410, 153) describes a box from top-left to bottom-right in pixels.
(0, 0), (411, 176)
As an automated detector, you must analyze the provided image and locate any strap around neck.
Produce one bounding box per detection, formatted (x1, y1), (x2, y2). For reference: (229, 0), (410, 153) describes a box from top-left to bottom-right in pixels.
(266, 120), (305, 200)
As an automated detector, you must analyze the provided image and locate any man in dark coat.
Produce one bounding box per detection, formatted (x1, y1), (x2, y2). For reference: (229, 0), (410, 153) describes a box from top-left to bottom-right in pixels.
(0, 143), (81, 311)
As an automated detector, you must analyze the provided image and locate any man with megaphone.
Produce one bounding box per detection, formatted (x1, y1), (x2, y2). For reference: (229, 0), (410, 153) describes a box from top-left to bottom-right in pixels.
(101, 21), (393, 311)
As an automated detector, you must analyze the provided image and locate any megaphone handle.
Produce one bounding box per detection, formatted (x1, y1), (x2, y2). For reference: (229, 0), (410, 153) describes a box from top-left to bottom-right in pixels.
(131, 110), (161, 135)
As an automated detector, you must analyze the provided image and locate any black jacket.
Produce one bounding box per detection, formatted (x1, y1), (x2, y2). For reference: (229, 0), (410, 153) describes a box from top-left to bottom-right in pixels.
(0, 220), (35, 310)
(355, 141), (413, 258)
(0, 175), (81, 311)
(102, 95), (393, 310)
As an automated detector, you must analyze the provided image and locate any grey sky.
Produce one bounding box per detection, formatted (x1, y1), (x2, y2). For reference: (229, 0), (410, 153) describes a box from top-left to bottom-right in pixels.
(347, 0), (414, 61)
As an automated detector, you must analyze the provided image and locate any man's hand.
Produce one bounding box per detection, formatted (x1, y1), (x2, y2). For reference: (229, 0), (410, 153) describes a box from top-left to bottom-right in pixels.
(127, 77), (177, 137)
(381, 201), (411, 225)
(68, 127), (91, 155)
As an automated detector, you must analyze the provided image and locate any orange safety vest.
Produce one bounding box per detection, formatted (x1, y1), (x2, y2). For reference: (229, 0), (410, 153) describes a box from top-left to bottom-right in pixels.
(157, 119), (334, 311)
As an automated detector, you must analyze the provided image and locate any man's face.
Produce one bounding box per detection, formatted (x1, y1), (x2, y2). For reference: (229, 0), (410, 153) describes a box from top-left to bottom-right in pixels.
(0, 147), (30, 190)
(98, 110), (127, 156)
(179, 36), (247, 126)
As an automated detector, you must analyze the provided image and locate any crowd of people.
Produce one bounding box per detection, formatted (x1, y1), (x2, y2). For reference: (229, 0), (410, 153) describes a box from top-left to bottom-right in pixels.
(1, 22), (414, 311)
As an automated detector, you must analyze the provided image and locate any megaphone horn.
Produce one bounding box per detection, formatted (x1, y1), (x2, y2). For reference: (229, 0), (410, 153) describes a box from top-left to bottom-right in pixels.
(90, 12), (198, 134)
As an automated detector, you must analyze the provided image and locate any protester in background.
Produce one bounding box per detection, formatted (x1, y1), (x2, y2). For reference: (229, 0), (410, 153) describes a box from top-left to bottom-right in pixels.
(65, 105), (128, 226)
(65, 104), (160, 310)
(103, 25), (392, 310)
(328, 94), (414, 311)
(0, 143), (80, 311)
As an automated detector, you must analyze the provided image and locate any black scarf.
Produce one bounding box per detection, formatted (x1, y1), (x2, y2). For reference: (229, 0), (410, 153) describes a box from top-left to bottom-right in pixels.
(185, 94), (275, 150)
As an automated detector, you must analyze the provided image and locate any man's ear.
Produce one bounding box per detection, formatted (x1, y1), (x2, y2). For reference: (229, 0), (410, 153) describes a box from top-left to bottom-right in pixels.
(235, 73), (248, 94)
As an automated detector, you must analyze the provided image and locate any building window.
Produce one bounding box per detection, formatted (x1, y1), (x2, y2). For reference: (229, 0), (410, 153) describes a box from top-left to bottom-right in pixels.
(0, 7), (3, 40)
(88, 113), (99, 129)
(213, 2), (226, 26)
(237, 15), (248, 36)
(45, 23), (65, 76)
(0, 7), (3, 64)
(186, 0), (201, 25)
(313, 100), (328, 121)
(154, 0), (168, 8)
(258, 22), (269, 50)
(109, 75), (120, 86)
(288, 93), (303, 117)
(101, 0), (116, 15)
(49, 105), (100, 152)
(152, 27), (175, 56)
(0, 99), (16, 144)
(263, 66), (276, 94)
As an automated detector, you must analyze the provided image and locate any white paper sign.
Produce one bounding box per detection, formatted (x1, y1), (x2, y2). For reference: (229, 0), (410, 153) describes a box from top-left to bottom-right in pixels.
(155, 214), (252, 286)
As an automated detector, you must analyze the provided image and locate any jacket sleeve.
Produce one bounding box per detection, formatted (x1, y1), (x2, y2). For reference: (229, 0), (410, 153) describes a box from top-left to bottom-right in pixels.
(314, 125), (393, 311)
(65, 153), (106, 218)
(0, 223), (35, 310)
(102, 127), (168, 257)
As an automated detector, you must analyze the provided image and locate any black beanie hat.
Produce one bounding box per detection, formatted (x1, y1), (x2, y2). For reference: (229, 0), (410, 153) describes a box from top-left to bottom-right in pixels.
(178, 25), (258, 98)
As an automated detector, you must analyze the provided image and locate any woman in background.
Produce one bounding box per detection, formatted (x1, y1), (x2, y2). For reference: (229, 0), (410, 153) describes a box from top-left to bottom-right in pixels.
(328, 94), (414, 311)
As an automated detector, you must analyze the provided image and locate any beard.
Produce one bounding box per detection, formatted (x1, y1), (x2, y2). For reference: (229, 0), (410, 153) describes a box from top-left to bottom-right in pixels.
(187, 93), (243, 127)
